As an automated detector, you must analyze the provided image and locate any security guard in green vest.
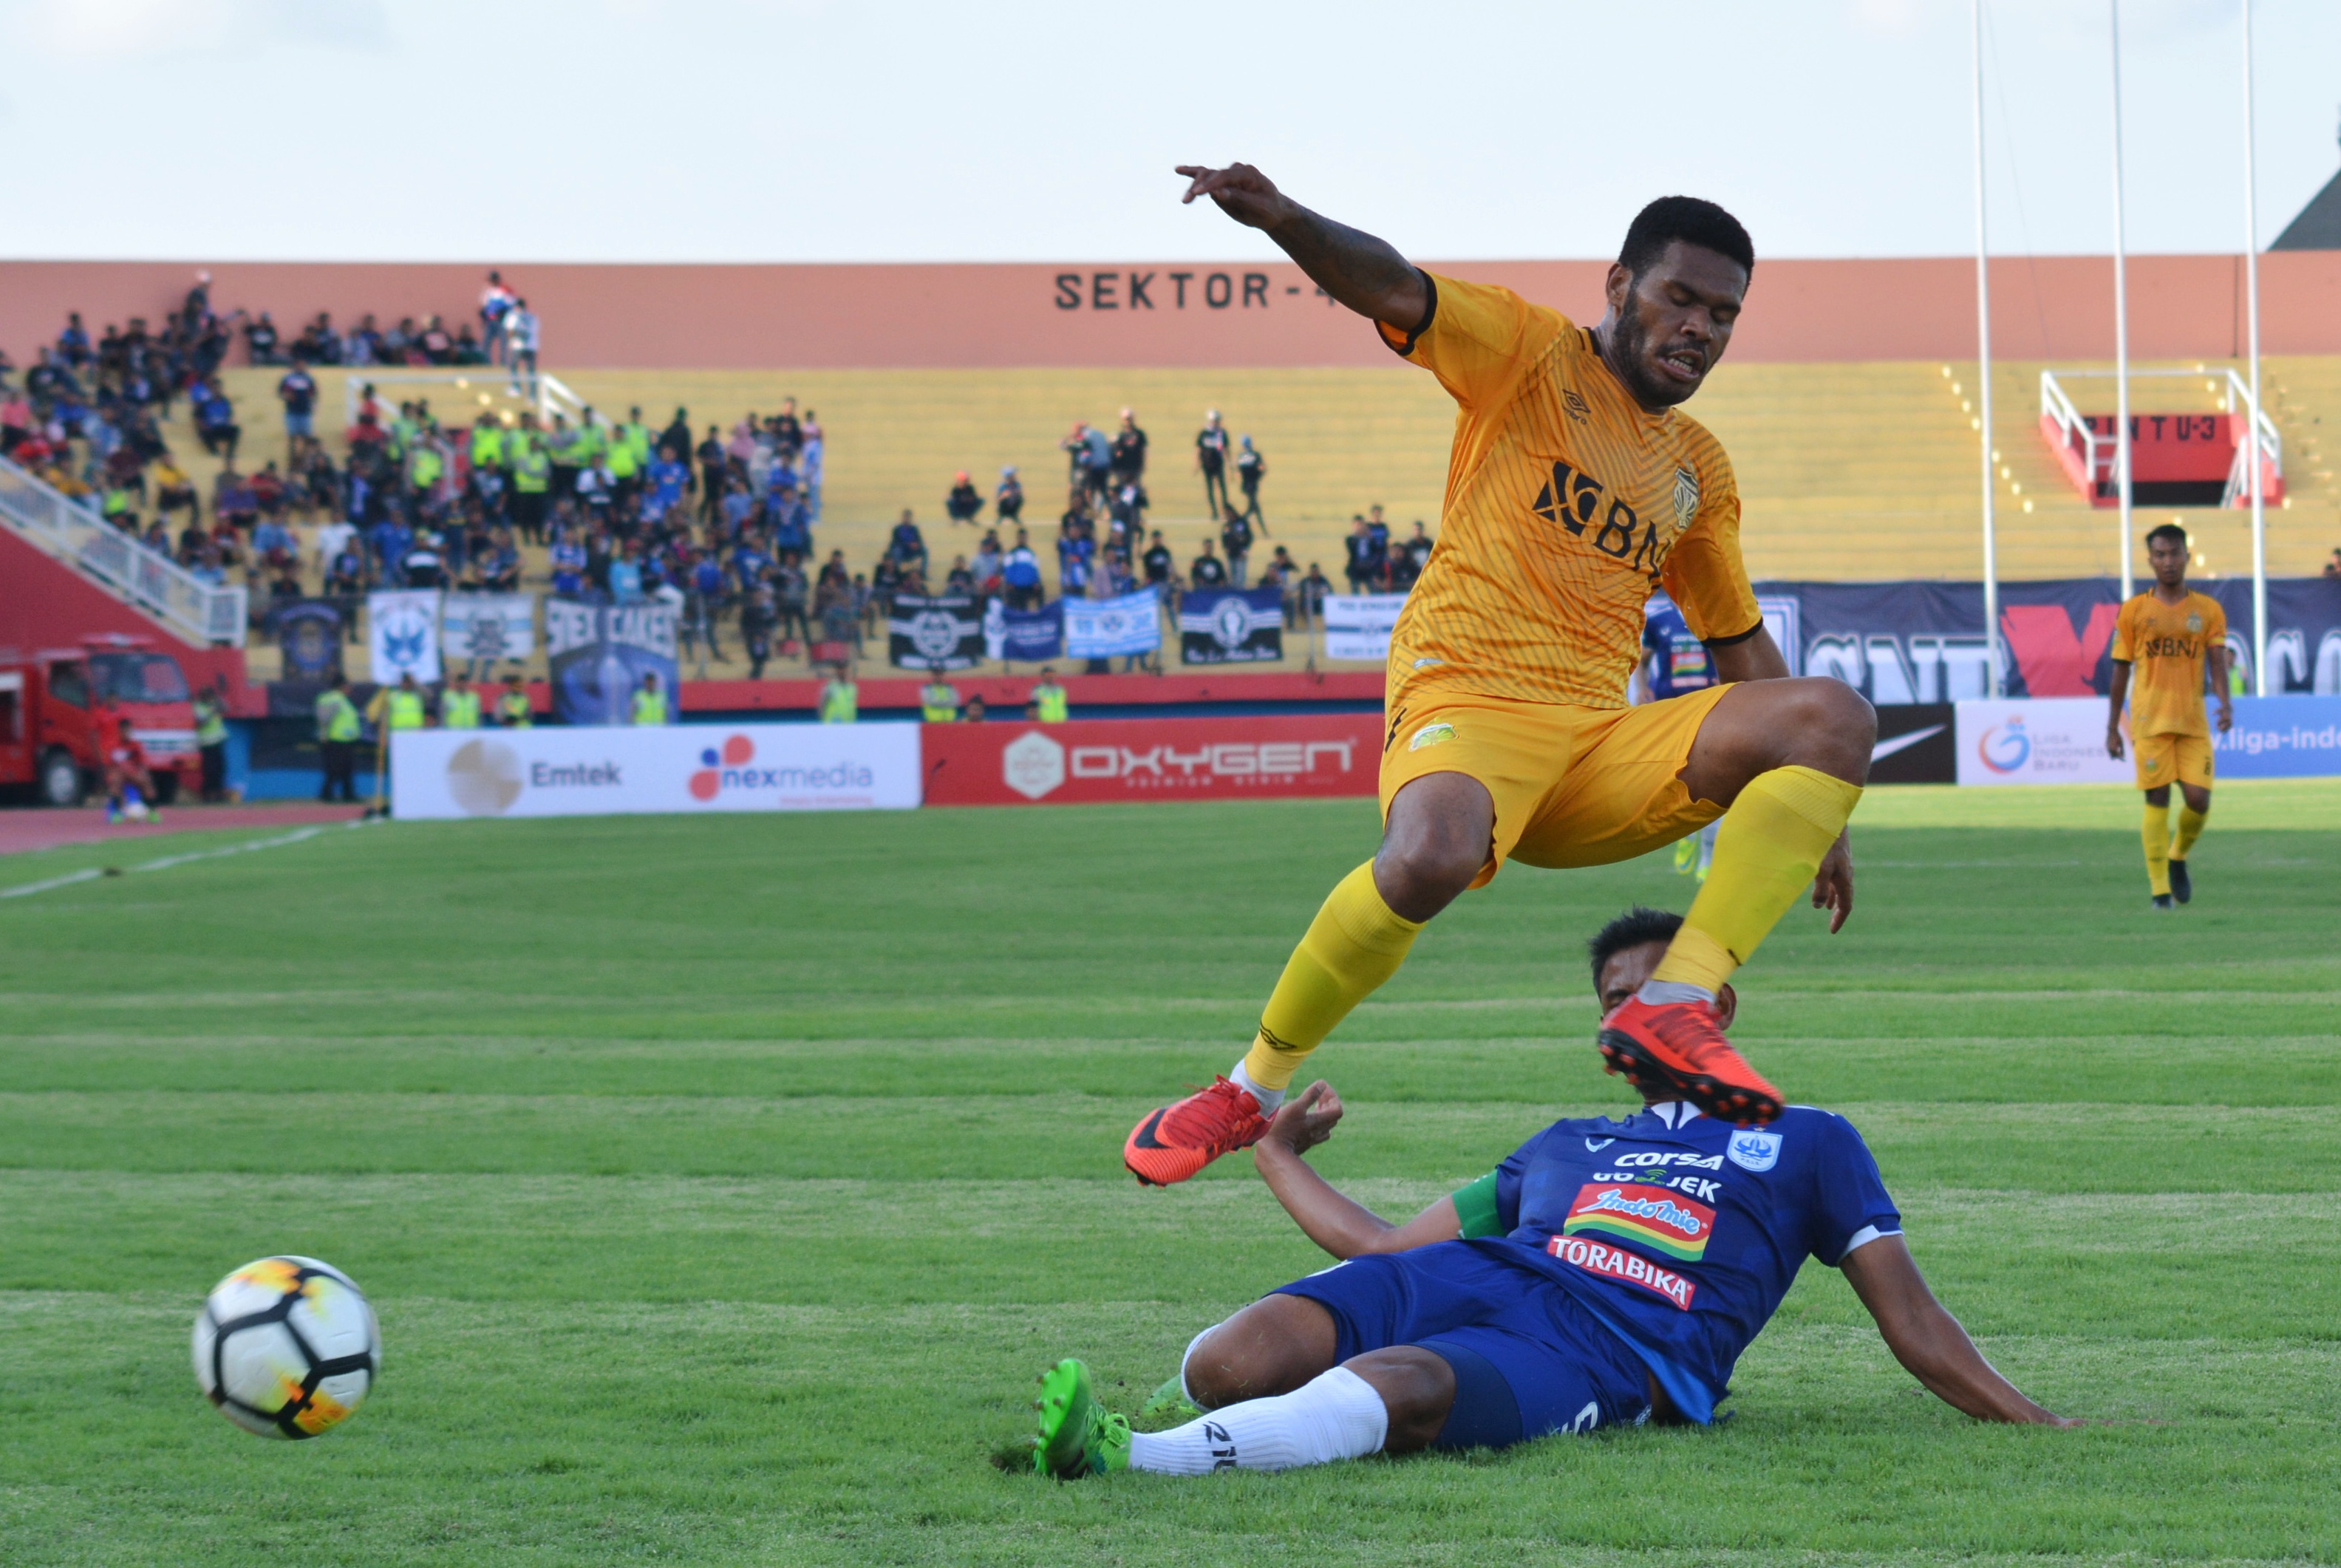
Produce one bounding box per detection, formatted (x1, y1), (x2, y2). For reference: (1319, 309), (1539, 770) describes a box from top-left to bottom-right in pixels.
(193, 684), (231, 800)
(497, 672), (534, 727)
(819, 665), (859, 723)
(406, 440), (443, 497)
(574, 413), (608, 471)
(370, 671), (429, 732)
(511, 428), (552, 541)
(920, 672), (961, 723)
(471, 416), (506, 473)
(631, 672), (668, 726)
(1032, 667), (1070, 723)
(607, 427), (642, 491)
(440, 672), (483, 729)
(621, 406), (652, 470)
(316, 674), (362, 802)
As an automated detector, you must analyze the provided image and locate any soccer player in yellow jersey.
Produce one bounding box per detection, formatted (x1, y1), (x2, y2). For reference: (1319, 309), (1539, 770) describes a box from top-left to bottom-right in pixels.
(1125, 163), (1878, 1186)
(2106, 524), (2232, 910)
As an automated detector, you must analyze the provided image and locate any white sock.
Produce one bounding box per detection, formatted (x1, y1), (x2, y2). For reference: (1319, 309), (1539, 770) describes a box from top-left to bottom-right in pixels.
(1636, 979), (1715, 1007)
(1229, 1059), (1284, 1115)
(1127, 1366), (1388, 1476)
(1177, 1323), (1221, 1408)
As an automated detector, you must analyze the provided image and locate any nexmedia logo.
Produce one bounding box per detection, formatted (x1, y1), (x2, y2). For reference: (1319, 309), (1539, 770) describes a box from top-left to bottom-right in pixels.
(1070, 740), (1355, 781)
(689, 734), (873, 802)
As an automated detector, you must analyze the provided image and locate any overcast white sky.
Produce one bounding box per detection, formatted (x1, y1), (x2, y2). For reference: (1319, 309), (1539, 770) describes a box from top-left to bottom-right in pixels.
(0, 0), (2334, 262)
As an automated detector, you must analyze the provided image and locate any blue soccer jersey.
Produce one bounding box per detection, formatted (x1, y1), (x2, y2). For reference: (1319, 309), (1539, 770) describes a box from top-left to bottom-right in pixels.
(1642, 596), (1717, 700)
(1460, 1102), (1901, 1422)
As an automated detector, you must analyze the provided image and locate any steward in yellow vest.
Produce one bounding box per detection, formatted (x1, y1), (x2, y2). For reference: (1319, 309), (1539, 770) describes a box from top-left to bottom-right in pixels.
(819, 669), (858, 723)
(631, 676), (668, 726)
(921, 678), (961, 723)
(1032, 669), (1069, 723)
(440, 678), (483, 728)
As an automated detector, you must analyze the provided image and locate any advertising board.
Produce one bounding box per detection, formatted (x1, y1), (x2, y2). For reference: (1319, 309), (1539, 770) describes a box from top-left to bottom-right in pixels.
(921, 714), (1381, 806)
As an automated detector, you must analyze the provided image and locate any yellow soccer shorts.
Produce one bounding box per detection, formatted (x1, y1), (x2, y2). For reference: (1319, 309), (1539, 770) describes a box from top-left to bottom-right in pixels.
(2133, 731), (2214, 792)
(1380, 686), (1734, 888)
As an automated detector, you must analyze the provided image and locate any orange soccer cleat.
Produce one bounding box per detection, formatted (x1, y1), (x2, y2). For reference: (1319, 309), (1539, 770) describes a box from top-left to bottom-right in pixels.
(1123, 1076), (1270, 1187)
(1597, 996), (1783, 1126)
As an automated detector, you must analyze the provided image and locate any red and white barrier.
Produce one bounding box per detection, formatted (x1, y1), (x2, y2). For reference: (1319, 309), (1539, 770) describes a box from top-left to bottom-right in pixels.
(921, 714), (1382, 806)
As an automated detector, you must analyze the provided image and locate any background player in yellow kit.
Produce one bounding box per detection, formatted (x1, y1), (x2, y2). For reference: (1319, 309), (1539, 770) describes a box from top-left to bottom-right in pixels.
(1126, 163), (1878, 1186)
(2106, 523), (2232, 910)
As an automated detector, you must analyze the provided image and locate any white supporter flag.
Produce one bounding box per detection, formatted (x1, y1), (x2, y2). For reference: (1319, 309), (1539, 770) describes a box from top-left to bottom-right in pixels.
(1065, 587), (1161, 658)
(1322, 593), (1408, 662)
(367, 590), (442, 685)
(440, 593), (536, 662)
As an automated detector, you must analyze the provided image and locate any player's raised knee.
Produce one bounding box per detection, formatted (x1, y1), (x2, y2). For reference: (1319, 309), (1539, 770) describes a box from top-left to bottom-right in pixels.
(1773, 677), (1875, 776)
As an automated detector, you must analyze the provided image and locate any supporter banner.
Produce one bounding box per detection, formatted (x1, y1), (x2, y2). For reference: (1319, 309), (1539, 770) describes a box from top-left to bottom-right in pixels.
(546, 599), (679, 726)
(271, 600), (343, 680)
(1065, 587), (1162, 658)
(1955, 698), (2138, 785)
(1179, 587), (1284, 665)
(392, 722), (921, 818)
(2209, 696), (2341, 778)
(984, 598), (1063, 662)
(888, 593), (984, 671)
(1759, 577), (2341, 702)
(367, 590), (441, 686)
(441, 593), (536, 663)
(1323, 593), (1408, 662)
(923, 713), (1380, 805)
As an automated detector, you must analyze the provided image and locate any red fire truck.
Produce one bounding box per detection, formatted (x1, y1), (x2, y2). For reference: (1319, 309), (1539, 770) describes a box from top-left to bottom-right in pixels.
(0, 636), (203, 806)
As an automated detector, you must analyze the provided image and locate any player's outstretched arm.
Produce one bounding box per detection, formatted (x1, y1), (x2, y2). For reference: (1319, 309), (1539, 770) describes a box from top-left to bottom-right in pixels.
(2105, 660), (2132, 759)
(1841, 1235), (2076, 1425)
(1175, 164), (1428, 333)
(1252, 1081), (1463, 1259)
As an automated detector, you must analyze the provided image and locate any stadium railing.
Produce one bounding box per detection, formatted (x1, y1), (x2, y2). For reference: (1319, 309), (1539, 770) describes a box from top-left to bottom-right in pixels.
(0, 453), (249, 647)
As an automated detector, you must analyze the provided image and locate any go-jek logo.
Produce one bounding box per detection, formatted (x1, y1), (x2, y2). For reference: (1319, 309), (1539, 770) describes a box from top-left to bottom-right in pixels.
(1977, 717), (2031, 774)
(690, 734), (757, 800)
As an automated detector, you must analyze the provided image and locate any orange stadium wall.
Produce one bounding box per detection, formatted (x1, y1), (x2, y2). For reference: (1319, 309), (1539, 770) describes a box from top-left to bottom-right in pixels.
(1, 254), (2336, 368)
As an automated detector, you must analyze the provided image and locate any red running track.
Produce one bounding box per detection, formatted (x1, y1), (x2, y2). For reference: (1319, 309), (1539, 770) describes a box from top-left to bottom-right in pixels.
(0, 805), (367, 857)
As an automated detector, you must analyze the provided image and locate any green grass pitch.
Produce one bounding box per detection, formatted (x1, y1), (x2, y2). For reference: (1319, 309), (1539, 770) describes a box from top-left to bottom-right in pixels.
(1, 782), (2337, 1566)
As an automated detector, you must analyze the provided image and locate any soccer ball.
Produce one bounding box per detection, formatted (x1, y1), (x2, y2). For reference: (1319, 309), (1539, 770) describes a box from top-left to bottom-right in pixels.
(191, 1256), (381, 1439)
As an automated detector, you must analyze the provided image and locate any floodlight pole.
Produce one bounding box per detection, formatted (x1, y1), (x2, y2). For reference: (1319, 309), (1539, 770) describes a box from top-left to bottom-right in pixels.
(2242, 0), (2268, 695)
(1972, 0), (2001, 697)
(2110, 0), (2135, 599)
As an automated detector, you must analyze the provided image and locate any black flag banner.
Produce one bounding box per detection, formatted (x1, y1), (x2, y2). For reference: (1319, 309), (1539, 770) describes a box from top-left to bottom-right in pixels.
(1178, 587), (1284, 665)
(887, 593), (986, 671)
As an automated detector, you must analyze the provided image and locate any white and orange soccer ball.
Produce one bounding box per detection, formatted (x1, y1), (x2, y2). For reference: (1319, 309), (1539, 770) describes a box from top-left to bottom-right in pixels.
(191, 1256), (381, 1439)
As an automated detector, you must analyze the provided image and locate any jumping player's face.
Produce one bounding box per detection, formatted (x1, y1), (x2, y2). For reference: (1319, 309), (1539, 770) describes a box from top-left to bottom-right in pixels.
(1602, 242), (1748, 411)
(2149, 537), (2189, 588)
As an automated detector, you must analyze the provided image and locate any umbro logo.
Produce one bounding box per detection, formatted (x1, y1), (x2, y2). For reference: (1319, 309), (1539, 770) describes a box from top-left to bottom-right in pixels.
(1562, 389), (1591, 424)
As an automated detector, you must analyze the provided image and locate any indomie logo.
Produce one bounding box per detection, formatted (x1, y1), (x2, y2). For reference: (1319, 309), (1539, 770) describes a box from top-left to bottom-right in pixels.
(1561, 1183), (1715, 1262)
(689, 734), (873, 801)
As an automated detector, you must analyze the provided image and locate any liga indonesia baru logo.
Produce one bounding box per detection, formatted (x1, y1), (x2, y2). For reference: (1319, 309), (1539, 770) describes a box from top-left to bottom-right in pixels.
(1977, 716), (2031, 774)
(689, 734), (876, 802)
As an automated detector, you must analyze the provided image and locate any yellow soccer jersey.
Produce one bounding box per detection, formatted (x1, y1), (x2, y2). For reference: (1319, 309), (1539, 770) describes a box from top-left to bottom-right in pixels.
(1377, 273), (1761, 710)
(2112, 590), (2225, 738)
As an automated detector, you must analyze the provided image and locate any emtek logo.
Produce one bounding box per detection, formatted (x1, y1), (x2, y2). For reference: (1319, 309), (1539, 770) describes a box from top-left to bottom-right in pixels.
(1977, 717), (2031, 774)
(689, 734), (874, 801)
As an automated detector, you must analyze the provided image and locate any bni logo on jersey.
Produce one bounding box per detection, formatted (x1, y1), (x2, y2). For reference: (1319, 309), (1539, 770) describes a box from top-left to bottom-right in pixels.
(1977, 716), (2031, 774)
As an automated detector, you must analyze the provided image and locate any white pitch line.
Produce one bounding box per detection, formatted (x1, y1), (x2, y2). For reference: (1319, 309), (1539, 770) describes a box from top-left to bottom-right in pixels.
(0, 818), (376, 901)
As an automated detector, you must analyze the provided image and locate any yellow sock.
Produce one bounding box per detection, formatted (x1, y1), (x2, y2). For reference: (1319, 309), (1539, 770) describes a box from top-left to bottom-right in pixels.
(1652, 766), (1864, 994)
(2171, 802), (2208, 862)
(2141, 801), (2172, 895)
(1242, 861), (1424, 1092)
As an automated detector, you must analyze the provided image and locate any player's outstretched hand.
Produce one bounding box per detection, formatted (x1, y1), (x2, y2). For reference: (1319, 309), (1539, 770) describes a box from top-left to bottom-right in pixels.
(1176, 163), (1287, 230)
(1812, 830), (1855, 933)
(1262, 1080), (1343, 1156)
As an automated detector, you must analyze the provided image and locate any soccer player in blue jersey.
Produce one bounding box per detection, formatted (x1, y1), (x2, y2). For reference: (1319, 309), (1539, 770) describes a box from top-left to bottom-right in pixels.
(1035, 907), (2073, 1476)
(1632, 595), (1725, 881)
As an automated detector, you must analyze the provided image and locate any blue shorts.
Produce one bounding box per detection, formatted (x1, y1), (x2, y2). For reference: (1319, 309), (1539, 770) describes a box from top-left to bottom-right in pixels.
(1274, 1239), (1651, 1449)
(284, 411), (314, 437)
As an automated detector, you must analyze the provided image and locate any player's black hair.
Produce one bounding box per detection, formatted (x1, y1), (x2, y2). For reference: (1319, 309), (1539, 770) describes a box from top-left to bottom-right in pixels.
(2145, 522), (2189, 550)
(1619, 197), (1755, 282)
(1587, 905), (1684, 989)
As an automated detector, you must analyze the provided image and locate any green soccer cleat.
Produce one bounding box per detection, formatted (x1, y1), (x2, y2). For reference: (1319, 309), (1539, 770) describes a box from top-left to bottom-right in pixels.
(1138, 1374), (1202, 1428)
(1032, 1358), (1131, 1479)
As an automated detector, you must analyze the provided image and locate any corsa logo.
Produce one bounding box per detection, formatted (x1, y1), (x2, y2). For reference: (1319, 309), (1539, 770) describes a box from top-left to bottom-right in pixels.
(1561, 1183), (1715, 1261)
